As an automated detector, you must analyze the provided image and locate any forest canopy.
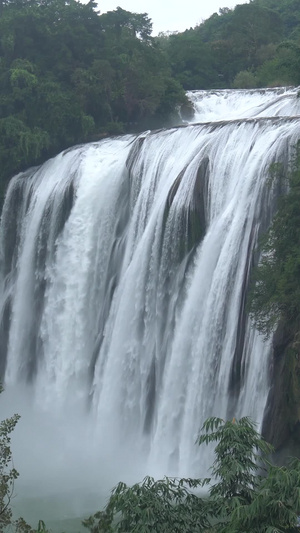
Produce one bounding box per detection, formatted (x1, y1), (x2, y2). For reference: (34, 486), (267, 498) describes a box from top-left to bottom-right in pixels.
(0, 0), (300, 192)
(0, 0), (186, 192)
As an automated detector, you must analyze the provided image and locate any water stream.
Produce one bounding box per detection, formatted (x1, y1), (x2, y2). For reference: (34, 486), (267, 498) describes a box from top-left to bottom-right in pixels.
(0, 87), (299, 528)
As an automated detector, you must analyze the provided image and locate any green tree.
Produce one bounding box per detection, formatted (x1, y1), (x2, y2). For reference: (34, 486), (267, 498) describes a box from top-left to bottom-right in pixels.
(0, 0), (186, 191)
(159, 1), (284, 89)
(82, 417), (300, 532)
(232, 69), (257, 88)
(83, 476), (210, 533)
(165, 29), (219, 89)
(99, 7), (153, 41)
(256, 40), (300, 86)
(0, 385), (50, 532)
(0, 391), (20, 529)
(252, 0), (300, 40)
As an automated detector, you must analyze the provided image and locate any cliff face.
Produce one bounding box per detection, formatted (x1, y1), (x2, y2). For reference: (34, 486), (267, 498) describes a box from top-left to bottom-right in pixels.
(262, 324), (300, 456)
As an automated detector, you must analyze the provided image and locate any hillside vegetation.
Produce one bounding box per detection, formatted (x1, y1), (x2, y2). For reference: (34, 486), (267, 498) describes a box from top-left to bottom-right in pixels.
(159, 0), (300, 90)
(0, 0), (300, 189)
(0, 0), (187, 194)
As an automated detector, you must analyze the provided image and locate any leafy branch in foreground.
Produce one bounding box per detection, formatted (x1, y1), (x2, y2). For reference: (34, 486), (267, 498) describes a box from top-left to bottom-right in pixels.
(197, 417), (272, 517)
(0, 385), (50, 532)
(83, 416), (300, 532)
(83, 476), (210, 533)
(197, 417), (300, 533)
(0, 384), (20, 530)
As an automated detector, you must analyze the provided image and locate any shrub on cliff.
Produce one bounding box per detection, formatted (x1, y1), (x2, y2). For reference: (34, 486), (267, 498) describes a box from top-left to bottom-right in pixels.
(249, 143), (300, 338)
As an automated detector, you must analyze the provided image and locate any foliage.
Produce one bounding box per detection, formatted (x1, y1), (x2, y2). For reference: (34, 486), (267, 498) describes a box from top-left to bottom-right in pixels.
(228, 459), (300, 532)
(197, 417), (272, 503)
(0, 385), (50, 532)
(159, 0), (300, 91)
(252, 0), (300, 39)
(83, 476), (211, 533)
(1, 0), (300, 192)
(249, 143), (300, 337)
(0, 0), (186, 191)
(0, 386), (20, 530)
(256, 40), (300, 86)
(165, 30), (218, 90)
(83, 417), (300, 532)
(161, 2), (284, 89)
(232, 70), (258, 88)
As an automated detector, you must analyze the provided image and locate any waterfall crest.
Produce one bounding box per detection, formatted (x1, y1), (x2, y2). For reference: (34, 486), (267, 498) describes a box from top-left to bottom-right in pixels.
(187, 86), (300, 122)
(1, 89), (300, 492)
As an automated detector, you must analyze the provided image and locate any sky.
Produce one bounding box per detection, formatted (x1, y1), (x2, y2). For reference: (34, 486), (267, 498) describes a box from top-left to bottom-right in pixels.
(97, 0), (249, 35)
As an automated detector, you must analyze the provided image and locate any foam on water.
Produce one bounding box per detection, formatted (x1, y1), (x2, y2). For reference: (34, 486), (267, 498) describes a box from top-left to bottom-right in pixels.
(187, 86), (300, 122)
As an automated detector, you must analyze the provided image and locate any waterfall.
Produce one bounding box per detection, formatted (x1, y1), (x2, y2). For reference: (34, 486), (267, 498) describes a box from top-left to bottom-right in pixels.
(187, 86), (300, 122)
(0, 88), (300, 515)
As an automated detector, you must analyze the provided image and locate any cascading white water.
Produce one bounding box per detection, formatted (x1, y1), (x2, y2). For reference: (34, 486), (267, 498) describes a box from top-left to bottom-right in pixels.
(0, 87), (300, 526)
(187, 86), (300, 122)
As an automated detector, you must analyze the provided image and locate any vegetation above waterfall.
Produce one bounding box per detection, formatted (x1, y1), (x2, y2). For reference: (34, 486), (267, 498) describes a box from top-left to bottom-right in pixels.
(0, 0), (186, 194)
(0, 0), (300, 193)
(161, 0), (300, 91)
(83, 417), (300, 532)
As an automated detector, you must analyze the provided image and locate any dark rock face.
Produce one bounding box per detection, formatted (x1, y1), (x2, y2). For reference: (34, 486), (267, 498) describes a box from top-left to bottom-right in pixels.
(180, 101), (195, 122)
(262, 323), (300, 456)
